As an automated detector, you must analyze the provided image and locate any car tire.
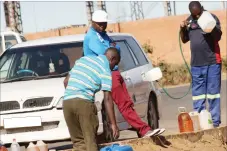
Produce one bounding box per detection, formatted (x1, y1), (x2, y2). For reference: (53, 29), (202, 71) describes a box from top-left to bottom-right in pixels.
(147, 96), (159, 129)
(100, 103), (115, 143)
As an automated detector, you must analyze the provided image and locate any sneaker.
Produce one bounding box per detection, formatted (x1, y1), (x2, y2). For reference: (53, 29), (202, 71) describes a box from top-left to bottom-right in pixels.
(142, 129), (160, 138)
(154, 128), (166, 136)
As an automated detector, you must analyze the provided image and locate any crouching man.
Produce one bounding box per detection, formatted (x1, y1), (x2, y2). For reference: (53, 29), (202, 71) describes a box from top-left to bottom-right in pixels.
(63, 47), (120, 151)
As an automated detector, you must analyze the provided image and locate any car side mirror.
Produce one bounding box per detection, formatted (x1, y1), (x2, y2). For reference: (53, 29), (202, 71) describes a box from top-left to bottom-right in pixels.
(142, 67), (163, 82)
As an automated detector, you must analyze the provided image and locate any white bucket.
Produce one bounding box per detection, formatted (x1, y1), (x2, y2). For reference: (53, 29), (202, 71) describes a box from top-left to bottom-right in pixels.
(189, 111), (201, 131)
(197, 11), (216, 33)
(199, 109), (214, 130)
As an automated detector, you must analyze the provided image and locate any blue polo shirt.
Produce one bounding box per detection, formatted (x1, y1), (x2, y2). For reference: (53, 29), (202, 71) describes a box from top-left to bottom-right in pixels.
(83, 27), (120, 70)
(64, 55), (112, 102)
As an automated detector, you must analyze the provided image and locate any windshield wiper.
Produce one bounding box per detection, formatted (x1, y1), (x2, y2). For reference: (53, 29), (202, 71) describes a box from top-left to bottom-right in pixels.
(1, 72), (69, 83)
(35, 72), (69, 79)
(1, 76), (38, 83)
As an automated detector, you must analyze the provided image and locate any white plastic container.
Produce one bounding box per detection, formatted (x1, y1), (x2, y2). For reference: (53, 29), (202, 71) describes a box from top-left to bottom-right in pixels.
(10, 139), (20, 151)
(189, 111), (201, 131)
(199, 109), (214, 130)
(197, 11), (216, 33)
(36, 141), (48, 151)
(26, 142), (39, 151)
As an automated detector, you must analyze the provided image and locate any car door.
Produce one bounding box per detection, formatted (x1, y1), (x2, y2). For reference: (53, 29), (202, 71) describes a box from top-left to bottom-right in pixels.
(124, 36), (153, 117)
(111, 35), (152, 119)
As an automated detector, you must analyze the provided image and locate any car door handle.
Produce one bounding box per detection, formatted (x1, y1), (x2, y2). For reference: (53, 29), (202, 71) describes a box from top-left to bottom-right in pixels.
(141, 72), (146, 80)
(132, 94), (136, 103)
(125, 76), (131, 81)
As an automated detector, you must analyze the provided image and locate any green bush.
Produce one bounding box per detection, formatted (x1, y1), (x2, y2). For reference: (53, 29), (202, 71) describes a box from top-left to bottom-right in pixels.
(153, 59), (191, 86)
(142, 41), (154, 54)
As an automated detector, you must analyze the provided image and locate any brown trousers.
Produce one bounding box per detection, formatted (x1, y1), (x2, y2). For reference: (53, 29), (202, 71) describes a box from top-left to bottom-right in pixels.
(63, 98), (99, 151)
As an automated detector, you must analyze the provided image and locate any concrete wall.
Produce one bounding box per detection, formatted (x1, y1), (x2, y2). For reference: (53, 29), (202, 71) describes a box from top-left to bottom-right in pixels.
(24, 10), (227, 64)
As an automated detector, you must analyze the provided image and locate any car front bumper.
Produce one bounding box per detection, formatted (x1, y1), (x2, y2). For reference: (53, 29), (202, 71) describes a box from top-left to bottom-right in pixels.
(0, 108), (103, 145)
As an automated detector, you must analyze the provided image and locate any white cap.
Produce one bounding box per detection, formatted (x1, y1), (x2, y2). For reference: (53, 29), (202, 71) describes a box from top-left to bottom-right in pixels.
(92, 10), (110, 22)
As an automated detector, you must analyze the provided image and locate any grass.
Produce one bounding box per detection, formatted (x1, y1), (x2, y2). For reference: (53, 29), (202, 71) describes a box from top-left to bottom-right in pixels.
(142, 43), (227, 86)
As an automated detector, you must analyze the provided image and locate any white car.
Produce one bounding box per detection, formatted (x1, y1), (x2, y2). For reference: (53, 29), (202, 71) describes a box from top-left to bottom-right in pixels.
(0, 33), (163, 145)
(0, 30), (27, 55)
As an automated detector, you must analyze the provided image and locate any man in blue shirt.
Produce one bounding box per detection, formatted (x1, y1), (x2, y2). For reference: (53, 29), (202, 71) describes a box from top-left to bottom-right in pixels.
(63, 48), (120, 151)
(83, 10), (165, 138)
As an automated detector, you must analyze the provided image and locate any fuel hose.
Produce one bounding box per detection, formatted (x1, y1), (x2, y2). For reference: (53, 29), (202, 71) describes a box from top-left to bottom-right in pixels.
(157, 30), (192, 99)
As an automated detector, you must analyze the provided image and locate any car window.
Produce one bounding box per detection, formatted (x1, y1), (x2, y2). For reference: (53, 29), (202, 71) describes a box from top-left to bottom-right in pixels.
(5, 35), (18, 49)
(125, 37), (148, 66)
(0, 54), (14, 81)
(0, 42), (83, 82)
(115, 40), (137, 72)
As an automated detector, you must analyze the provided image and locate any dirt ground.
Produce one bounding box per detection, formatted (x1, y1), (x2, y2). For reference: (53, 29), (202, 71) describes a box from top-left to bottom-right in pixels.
(115, 133), (227, 151)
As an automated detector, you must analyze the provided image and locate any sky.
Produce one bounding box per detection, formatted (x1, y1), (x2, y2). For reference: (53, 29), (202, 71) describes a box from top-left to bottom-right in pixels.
(1, 1), (226, 34)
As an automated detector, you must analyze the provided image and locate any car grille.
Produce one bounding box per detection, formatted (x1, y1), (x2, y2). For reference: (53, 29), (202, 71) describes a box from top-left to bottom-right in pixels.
(0, 97), (54, 112)
(0, 101), (20, 112)
(23, 97), (53, 108)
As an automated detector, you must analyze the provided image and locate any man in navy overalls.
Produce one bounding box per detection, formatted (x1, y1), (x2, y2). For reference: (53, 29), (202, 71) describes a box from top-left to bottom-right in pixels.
(180, 1), (222, 127)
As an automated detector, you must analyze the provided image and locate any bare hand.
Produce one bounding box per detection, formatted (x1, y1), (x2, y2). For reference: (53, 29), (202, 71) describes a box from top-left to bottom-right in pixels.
(111, 124), (119, 139)
(180, 20), (189, 28)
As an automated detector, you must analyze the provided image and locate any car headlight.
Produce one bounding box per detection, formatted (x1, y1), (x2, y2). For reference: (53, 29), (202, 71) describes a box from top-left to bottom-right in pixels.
(56, 97), (63, 109)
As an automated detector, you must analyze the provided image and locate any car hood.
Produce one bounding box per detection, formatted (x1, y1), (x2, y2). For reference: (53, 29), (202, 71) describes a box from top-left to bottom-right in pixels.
(0, 77), (65, 102)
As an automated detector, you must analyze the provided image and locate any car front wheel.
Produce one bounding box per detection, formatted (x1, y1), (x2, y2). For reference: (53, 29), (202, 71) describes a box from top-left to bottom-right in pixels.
(135, 95), (159, 138)
(147, 96), (159, 129)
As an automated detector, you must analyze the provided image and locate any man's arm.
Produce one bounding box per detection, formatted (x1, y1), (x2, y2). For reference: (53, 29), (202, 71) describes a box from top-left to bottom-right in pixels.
(180, 27), (189, 43)
(180, 16), (190, 44)
(103, 91), (119, 139)
(211, 14), (222, 41)
(103, 91), (117, 126)
(63, 74), (70, 89)
(100, 69), (119, 139)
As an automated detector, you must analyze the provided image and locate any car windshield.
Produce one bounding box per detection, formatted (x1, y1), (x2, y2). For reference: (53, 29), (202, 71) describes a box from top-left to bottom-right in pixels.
(0, 42), (83, 83)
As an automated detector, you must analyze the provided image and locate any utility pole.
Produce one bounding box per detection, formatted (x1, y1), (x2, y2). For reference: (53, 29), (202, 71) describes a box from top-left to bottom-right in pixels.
(163, 1), (172, 16)
(4, 1), (23, 33)
(86, 1), (94, 26)
(173, 1), (176, 15)
(97, 1), (106, 11)
(221, 1), (226, 10)
(130, 1), (144, 21)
